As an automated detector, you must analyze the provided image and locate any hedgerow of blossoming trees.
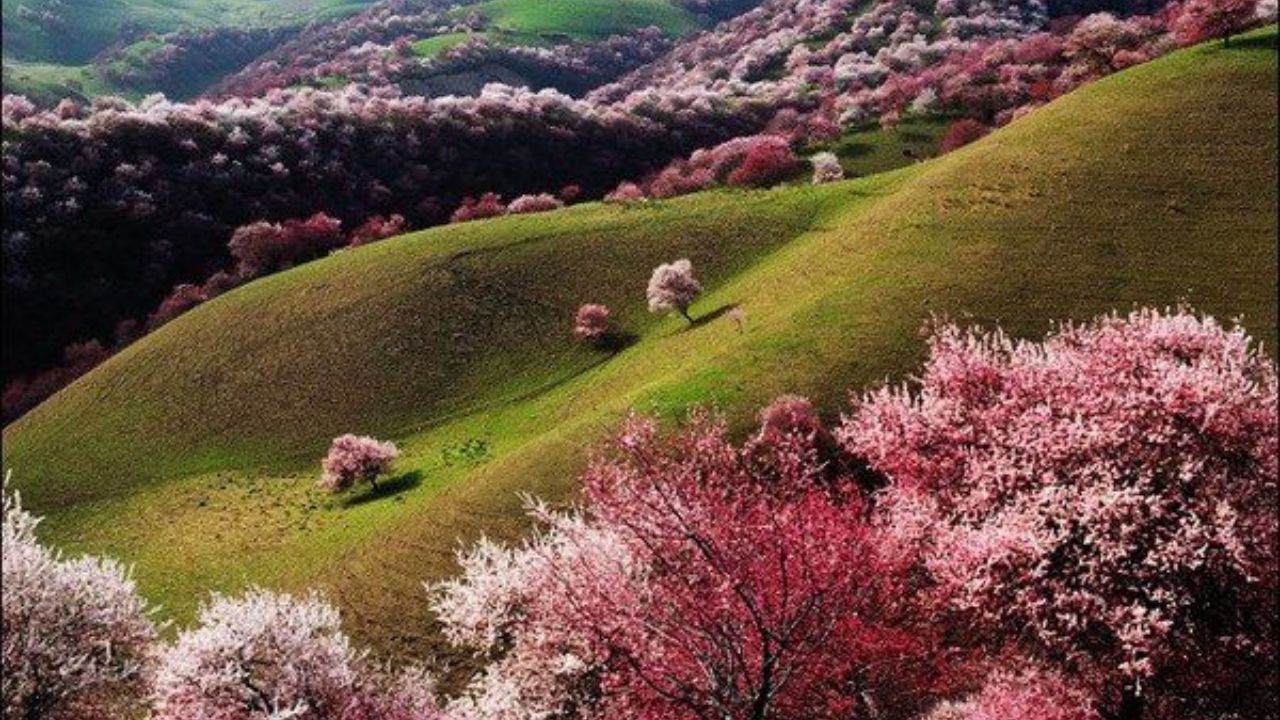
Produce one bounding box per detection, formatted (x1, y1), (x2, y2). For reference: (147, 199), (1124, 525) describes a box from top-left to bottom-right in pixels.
(593, 0), (1273, 133)
(2, 307), (1276, 718)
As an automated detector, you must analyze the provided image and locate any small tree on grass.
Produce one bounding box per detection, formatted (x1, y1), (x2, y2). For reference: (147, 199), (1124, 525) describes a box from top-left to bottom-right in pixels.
(646, 259), (702, 324)
(320, 434), (399, 494)
(573, 303), (613, 347)
(810, 151), (845, 184)
(2, 479), (157, 720)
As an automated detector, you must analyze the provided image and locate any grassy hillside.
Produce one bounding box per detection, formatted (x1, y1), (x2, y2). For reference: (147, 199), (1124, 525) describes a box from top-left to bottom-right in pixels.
(1, 0), (373, 101)
(0, 0), (367, 64)
(461, 0), (698, 44)
(4, 27), (1276, 675)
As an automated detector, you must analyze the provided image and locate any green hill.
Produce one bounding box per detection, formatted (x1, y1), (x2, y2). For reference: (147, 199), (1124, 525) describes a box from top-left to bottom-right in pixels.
(3, 27), (1276, 673)
(0, 0), (369, 64)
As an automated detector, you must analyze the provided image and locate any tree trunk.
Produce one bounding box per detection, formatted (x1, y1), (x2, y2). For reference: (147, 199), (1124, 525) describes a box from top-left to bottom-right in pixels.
(680, 307), (694, 324)
(1114, 687), (1144, 720)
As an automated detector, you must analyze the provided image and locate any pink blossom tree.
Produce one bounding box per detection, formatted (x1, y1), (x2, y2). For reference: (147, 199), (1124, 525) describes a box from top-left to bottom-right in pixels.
(605, 181), (647, 203)
(1173, 0), (1260, 46)
(922, 667), (1094, 720)
(450, 193), (508, 223)
(726, 137), (799, 187)
(646, 259), (702, 323)
(839, 308), (1280, 719)
(435, 412), (949, 720)
(573, 303), (613, 346)
(320, 434), (400, 494)
(508, 194), (565, 215)
(937, 118), (990, 154)
(2, 480), (157, 719)
(349, 214), (407, 247)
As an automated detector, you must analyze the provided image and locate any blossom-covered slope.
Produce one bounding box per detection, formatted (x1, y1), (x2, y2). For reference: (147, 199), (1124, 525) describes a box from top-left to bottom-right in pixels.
(2, 28), (1276, 670)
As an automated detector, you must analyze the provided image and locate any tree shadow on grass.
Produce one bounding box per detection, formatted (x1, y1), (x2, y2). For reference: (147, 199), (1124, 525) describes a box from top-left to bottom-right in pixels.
(1225, 33), (1276, 51)
(691, 303), (740, 329)
(595, 330), (640, 354)
(342, 470), (424, 508)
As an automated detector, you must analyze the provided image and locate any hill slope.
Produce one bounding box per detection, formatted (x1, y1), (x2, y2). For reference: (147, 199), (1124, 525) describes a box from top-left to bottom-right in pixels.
(4, 28), (1276, 671)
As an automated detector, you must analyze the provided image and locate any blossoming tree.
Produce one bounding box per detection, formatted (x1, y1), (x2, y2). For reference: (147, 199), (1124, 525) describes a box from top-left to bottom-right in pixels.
(646, 259), (703, 323)
(840, 308), (1279, 719)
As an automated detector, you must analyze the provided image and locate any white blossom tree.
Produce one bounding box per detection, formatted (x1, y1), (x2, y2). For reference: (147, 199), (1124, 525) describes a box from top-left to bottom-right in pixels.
(646, 259), (702, 323)
(2, 478), (157, 720)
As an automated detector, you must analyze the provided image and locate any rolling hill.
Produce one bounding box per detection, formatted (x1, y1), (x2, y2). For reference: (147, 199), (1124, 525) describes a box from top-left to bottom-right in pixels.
(3, 26), (1276, 680)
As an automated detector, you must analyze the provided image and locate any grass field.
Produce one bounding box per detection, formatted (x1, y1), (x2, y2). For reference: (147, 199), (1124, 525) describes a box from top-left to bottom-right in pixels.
(461, 0), (698, 43)
(3, 27), (1276, 679)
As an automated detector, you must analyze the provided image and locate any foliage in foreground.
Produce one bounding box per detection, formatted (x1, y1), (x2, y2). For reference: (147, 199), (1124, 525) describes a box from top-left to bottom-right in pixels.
(436, 307), (1278, 720)
(3, 307), (1276, 719)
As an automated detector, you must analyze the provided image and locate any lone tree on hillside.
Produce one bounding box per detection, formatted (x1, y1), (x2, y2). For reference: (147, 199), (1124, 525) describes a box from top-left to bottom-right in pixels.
(573, 303), (614, 347)
(320, 434), (399, 494)
(646, 259), (702, 324)
(810, 152), (845, 184)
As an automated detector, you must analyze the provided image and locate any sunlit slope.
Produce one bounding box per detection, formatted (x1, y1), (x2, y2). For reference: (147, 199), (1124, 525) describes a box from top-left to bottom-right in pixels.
(3, 29), (1275, 667)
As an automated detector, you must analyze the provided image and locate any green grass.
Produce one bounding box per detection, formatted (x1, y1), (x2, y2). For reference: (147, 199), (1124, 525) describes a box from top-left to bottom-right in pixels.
(822, 115), (951, 177)
(3, 27), (1276, 677)
(0, 59), (117, 104)
(459, 0), (698, 44)
(411, 32), (474, 58)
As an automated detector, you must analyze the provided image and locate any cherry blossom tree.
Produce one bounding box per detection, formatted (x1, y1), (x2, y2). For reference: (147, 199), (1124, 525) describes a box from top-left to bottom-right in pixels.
(922, 667), (1094, 720)
(646, 259), (703, 323)
(508, 193), (565, 215)
(606, 181), (647, 202)
(1173, 0), (1260, 45)
(573, 303), (613, 345)
(727, 137), (799, 187)
(435, 412), (948, 720)
(810, 151), (845, 184)
(839, 308), (1280, 719)
(2, 479), (157, 719)
(451, 193), (509, 223)
(320, 434), (400, 494)
(154, 589), (365, 720)
(349, 214), (408, 247)
(937, 118), (990, 154)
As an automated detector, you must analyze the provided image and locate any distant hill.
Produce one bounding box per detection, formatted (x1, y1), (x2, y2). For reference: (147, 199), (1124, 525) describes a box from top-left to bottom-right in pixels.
(3, 27), (1276, 679)
(1, 0), (377, 101)
(1, 0), (756, 102)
